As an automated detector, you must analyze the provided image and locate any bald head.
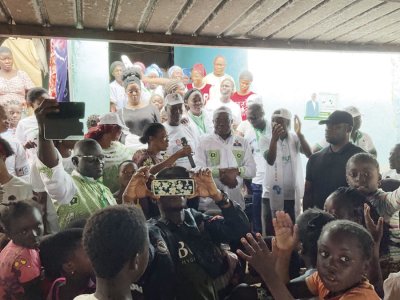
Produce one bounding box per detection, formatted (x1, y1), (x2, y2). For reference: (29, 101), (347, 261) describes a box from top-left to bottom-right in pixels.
(74, 139), (102, 156)
(213, 56), (226, 77)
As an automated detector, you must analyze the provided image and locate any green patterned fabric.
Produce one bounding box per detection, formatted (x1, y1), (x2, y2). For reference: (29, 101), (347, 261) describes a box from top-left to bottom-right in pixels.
(56, 171), (117, 228)
(102, 141), (134, 193)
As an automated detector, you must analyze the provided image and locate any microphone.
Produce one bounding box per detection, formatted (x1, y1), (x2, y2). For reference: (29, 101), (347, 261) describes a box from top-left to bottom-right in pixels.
(180, 137), (196, 168)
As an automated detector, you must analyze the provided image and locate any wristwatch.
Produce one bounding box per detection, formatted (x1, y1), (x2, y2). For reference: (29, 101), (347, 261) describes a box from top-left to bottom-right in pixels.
(216, 190), (230, 208)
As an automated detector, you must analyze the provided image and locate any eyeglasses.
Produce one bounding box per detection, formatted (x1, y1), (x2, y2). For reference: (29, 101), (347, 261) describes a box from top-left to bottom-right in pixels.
(75, 155), (108, 163)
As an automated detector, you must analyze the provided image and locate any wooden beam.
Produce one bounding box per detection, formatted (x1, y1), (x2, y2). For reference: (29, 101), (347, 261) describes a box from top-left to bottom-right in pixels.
(0, 0), (12, 23)
(166, 0), (195, 35)
(138, 0), (159, 33)
(75, 0), (83, 29)
(108, 0), (120, 31)
(194, 0), (230, 35)
(35, 0), (50, 27)
(0, 23), (399, 52)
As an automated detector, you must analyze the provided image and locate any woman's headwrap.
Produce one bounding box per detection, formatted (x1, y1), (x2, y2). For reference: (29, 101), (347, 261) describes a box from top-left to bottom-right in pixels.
(182, 68), (191, 79)
(183, 89), (203, 104)
(192, 63), (206, 77)
(133, 61), (146, 73)
(145, 63), (163, 77)
(123, 68), (142, 89)
(168, 65), (183, 78)
(164, 79), (184, 96)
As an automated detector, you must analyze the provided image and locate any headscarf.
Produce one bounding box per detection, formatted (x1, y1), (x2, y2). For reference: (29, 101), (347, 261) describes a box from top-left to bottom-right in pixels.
(183, 89), (202, 104)
(182, 68), (191, 79)
(168, 65), (183, 78)
(164, 79), (183, 96)
(192, 63), (206, 77)
(133, 61), (146, 73)
(145, 63), (163, 77)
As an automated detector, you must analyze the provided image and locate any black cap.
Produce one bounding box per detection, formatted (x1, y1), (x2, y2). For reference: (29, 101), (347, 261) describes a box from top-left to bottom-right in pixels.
(319, 110), (353, 126)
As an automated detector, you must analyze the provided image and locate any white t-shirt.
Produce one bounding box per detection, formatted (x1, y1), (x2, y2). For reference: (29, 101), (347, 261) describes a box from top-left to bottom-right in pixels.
(74, 294), (98, 300)
(205, 100), (242, 127)
(0, 133), (30, 179)
(1, 176), (33, 202)
(163, 123), (198, 170)
(242, 121), (271, 185)
(383, 169), (400, 180)
(110, 80), (127, 110)
(15, 115), (38, 163)
(204, 73), (235, 105)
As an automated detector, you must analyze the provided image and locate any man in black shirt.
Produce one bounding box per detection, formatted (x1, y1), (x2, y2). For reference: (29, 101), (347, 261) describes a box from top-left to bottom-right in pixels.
(303, 110), (365, 210)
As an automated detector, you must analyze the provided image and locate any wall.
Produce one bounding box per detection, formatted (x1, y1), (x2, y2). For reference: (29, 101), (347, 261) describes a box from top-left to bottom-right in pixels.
(68, 40), (110, 131)
(174, 46), (248, 84)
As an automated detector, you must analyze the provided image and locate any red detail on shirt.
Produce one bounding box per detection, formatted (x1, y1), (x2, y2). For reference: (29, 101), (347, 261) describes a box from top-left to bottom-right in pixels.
(187, 83), (212, 105)
(231, 92), (255, 121)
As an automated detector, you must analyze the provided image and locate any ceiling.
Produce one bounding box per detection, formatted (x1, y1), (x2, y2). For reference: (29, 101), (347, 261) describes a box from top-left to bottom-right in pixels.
(1, 0), (400, 52)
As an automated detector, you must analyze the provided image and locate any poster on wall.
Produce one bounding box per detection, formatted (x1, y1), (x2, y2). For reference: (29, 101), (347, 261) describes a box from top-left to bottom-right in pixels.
(304, 92), (339, 120)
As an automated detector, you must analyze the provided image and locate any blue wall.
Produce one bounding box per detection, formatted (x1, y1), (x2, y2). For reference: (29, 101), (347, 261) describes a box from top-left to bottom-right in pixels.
(174, 46), (248, 85)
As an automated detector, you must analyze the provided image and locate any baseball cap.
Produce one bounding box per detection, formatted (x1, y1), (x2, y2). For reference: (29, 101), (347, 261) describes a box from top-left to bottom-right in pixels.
(98, 112), (129, 131)
(319, 110), (353, 126)
(343, 106), (361, 118)
(272, 108), (291, 120)
(165, 93), (184, 106)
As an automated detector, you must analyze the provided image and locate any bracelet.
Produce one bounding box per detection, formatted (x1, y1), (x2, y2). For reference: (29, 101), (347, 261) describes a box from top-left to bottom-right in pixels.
(215, 190), (230, 208)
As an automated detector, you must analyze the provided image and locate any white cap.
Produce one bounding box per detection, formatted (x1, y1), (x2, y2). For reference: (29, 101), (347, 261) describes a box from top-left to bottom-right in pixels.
(343, 106), (361, 118)
(165, 93), (184, 106)
(247, 94), (263, 106)
(99, 112), (129, 131)
(272, 108), (291, 120)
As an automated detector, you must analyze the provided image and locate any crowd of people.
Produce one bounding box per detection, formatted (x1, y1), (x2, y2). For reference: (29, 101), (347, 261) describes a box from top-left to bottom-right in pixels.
(1, 43), (400, 299)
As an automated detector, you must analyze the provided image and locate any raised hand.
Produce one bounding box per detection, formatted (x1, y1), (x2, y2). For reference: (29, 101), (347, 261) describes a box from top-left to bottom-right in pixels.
(273, 211), (299, 251)
(271, 123), (285, 142)
(237, 233), (275, 276)
(123, 166), (159, 204)
(294, 115), (302, 136)
(192, 168), (221, 200)
(364, 203), (383, 247)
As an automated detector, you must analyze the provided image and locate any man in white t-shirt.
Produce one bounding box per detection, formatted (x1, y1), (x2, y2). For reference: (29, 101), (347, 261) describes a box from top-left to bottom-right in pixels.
(204, 56), (235, 105)
(205, 77), (241, 129)
(163, 93), (197, 170)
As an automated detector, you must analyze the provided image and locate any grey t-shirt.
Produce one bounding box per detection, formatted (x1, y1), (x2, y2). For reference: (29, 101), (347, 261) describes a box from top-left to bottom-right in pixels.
(118, 104), (160, 136)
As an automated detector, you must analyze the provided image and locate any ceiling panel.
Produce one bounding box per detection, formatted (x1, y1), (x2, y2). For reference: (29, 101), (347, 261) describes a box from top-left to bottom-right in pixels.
(113, 0), (148, 31)
(174, 0), (224, 35)
(199, 0), (258, 36)
(226, 0), (288, 37)
(82, 0), (112, 29)
(292, 0), (381, 41)
(3, 0), (41, 25)
(250, 0), (326, 38)
(271, 0), (354, 39)
(314, 1), (400, 41)
(43, 0), (75, 27)
(146, 0), (186, 32)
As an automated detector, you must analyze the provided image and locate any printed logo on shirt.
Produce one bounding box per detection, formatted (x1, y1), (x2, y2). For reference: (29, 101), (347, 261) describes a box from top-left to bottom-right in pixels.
(70, 196), (79, 205)
(233, 139), (242, 147)
(156, 240), (169, 255)
(207, 150), (220, 166)
(178, 241), (196, 265)
(272, 185), (282, 195)
(232, 150), (245, 166)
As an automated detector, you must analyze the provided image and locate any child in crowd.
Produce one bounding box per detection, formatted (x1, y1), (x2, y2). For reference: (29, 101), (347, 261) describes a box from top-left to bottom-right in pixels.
(40, 228), (95, 300)
(345, 153), (400, 277)
(5, 99), (22, 137)
(0, 199), (44, 299)
(238, 214), (381, 299)
(74, 205), (149, 300)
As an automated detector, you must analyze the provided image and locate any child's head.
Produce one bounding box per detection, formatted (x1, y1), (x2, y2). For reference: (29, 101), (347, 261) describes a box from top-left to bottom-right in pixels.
(83, 205), (149, 282)
(40, 228), (93, 280)
(346, 153), (381, 194)
(0, 200), (43, 249)
(296, 208), (335, 267)
(118, 160), (137, 188)
(324, 187), (380, 226)
(317, 220), (373, 293)
(5, 100), (22, 129)
(0, 136), (14, 162)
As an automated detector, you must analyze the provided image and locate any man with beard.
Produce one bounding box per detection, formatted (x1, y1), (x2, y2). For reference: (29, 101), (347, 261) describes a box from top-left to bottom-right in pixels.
(303, 110), (364, 210)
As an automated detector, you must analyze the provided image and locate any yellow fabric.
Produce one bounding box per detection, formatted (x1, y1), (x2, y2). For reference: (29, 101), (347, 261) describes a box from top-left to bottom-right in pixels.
(1, 38), (42, 86)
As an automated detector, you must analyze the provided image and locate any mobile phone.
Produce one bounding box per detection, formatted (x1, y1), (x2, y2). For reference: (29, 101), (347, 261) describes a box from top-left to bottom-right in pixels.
(44, 102), (85, 140)
(151, 179), (195, 196)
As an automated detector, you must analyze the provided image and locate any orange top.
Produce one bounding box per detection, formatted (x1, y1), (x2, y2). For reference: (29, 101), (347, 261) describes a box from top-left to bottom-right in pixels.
(305, 272), (380, 300)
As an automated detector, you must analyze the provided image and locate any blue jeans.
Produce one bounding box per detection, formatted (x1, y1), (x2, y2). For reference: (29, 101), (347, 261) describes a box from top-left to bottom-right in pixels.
(251, 183), (263, 234)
